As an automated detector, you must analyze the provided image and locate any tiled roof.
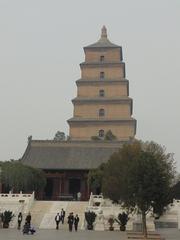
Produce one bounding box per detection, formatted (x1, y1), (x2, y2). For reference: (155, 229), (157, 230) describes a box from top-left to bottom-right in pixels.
(85, 39), (120, 49)
(21, 141), (125, 170)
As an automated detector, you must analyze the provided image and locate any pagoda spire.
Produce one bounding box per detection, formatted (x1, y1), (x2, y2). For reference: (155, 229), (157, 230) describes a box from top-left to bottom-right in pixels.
(101, 25), (107, 38)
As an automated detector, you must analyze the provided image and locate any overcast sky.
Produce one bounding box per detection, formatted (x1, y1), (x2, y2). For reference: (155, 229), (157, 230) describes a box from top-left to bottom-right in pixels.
(0, 0), (180, 169)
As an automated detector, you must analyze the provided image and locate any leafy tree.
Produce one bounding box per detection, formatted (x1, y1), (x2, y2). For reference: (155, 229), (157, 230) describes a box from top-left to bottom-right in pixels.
(91, 130), (117, 141)
(91, 136), (101, 141)
(54, 131), (66, 141)
(104, 130), (117, 140)
(1, 161), (46, 193)
(171, 179), (180, 199)
(102, 140), (175, 238)
(88, 163), (105, 194)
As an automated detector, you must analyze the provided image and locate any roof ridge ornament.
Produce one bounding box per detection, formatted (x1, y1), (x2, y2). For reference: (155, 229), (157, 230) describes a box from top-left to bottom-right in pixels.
(101, 25), (107, 38)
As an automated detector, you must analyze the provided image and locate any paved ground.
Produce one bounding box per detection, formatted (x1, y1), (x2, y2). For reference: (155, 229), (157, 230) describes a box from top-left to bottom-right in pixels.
(158, 229), (180, 240)
(0, 229), (126, 240)
(0, 229), (179, 240)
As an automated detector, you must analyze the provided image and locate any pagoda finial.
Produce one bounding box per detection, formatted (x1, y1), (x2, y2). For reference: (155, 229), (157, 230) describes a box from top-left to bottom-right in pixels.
(101, 25), (107, 38)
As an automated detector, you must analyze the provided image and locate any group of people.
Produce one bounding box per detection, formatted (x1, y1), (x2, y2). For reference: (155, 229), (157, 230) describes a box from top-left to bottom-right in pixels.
(55, 210), (80, 232)
(17, 212), (35, 235)
(15, 209), (80, 233)
(55, 208), (66, 229)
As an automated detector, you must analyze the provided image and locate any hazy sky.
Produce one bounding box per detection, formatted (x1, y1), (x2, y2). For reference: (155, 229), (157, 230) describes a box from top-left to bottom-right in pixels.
(0, 0), (180, 169)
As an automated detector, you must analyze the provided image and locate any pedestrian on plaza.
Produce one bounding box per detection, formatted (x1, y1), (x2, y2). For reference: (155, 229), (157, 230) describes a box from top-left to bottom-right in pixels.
(77, 192), (81, 201)
(74, 214), (79, 231)
(60, 208), (65, 224)
(67, 212), (74, 232)
(22, 221), (30, 234)
(55, 213), (61, 230)
(17, 212), (23, 230)
(25, 212), (31, 226)
(22, 221), (36, 235)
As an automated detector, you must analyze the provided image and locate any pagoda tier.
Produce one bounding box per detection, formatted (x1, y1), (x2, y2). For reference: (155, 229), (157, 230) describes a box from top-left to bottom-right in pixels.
(68, 26), (136, 141)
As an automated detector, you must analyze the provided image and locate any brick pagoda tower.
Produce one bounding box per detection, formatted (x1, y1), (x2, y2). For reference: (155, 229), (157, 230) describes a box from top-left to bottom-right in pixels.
(68, 26), (136, 141)
(21, 27), (138, 200)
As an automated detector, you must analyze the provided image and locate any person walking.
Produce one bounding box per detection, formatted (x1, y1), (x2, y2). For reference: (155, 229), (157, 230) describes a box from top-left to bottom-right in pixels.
(25, 212), (31, 226)
(60, 208), (65, 224)
(77, 192), (81, 201)
(17, 212), (23, 230)
(55, 213), (61, 230)
(67, 212), (74, 232)
(74, 214), (79, 231)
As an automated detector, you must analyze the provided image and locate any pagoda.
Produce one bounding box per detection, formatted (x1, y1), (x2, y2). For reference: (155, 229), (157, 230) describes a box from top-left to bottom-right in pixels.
(68, 26), (136, 141)
(20, 27), (137, 200)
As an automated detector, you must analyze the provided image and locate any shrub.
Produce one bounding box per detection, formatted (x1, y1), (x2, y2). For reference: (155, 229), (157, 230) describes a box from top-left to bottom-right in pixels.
(1, 210), (14, 228)
(85, 211), (96, 230)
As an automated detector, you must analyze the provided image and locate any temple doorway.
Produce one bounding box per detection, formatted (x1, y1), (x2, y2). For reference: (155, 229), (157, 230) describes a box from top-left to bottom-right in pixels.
(44, 178), (53, 199)
(69, 178), (81, 199)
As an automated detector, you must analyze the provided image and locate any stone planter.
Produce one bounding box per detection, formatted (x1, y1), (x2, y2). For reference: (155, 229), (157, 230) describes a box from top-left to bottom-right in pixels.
(120, 225), (126, 231)
(3, 222), (9, 228)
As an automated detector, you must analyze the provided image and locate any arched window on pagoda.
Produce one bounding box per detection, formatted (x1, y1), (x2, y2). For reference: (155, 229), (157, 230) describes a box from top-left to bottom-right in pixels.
(99, 129), (105, 138)
(99, 108), (105, 117)
(100, 55), (105, 62)
(99, 89), (105, 97)
(100, 72), (105, 79)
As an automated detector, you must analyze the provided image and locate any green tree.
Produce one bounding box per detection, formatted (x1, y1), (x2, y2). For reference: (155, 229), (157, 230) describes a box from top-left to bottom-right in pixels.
(102, 141), (175, 238)
(1, 161), (46, 193)
(171, 177), (180, 199)
(104, 130), (117, 140)
(54, 131), (66, 141)
(88, 163), (105, 194)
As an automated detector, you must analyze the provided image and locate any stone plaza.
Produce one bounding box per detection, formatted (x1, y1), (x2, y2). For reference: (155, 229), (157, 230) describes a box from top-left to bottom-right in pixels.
(0, 229), (180, 240)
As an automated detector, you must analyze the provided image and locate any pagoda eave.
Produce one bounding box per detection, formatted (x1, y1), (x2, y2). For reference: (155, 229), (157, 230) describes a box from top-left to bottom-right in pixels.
(80, 62), (125, 68)
(76, 78), (129, 85)
(72, 97), (132, 104)
(68, 118), (136, 124)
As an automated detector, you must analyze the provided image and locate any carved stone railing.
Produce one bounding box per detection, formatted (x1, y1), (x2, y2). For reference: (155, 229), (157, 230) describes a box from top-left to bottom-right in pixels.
(0, 191), (35, 213)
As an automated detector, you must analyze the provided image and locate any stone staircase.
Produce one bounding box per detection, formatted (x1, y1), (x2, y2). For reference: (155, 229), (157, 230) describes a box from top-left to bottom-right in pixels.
(30, 201), (53, 228)
(39, 201), (68, 229)
(65, 201), (88, 230)
(36, 201), (88, 229)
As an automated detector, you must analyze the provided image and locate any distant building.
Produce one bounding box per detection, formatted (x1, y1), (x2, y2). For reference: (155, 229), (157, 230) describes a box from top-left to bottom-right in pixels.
(21, 26), (137, 200)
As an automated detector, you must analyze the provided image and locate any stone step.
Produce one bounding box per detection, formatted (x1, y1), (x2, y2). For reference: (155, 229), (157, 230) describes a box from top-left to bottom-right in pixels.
(39, 201), (88, 229)
(39, 201), (69, 229)
(66, 201), (88, 229)
(30, 201), (53, 228)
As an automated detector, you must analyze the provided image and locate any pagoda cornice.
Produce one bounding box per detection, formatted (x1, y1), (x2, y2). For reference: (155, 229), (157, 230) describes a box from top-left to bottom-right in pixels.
(76, 78), (129, 85)
(72, 97), (132, 104)
(84, 46), (121, 50)
(68, 117), (136, 126)
(68, 117), (135, 122)
(80, 62), (125, 68)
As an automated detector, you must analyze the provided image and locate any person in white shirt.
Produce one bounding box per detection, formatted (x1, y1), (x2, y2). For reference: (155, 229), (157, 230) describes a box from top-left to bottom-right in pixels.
(55, 213), (61, 229)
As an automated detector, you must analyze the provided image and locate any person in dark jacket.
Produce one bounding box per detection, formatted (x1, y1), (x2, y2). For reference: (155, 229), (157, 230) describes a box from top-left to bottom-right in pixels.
(17, 212), (23, 229)
(25, 212), (31, 226)
(74, 214), (79, 231)
(67, 212), (74, 232)
(55, 213), (61, 229)
(22, 221), (36, 235)
(60, 208), (65, 224)
(23, 222), (30, 234)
